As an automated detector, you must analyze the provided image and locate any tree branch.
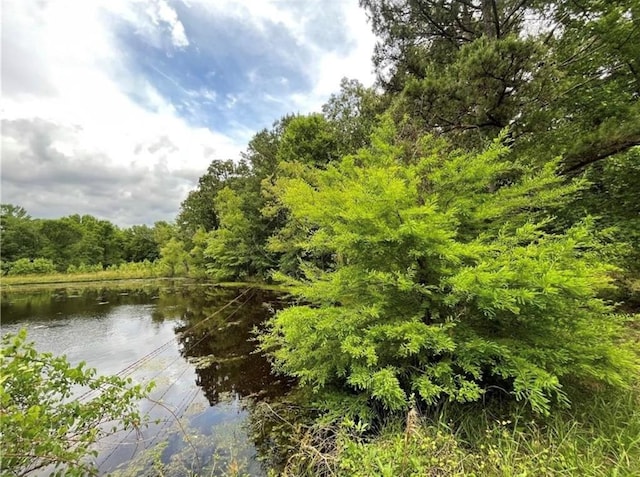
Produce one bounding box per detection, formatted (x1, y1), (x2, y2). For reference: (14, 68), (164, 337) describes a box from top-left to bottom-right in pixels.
(563, 137), (640, 174)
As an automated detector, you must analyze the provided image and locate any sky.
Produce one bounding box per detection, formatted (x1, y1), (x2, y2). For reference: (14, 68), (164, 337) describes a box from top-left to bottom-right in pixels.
(1, 0), (377, 227)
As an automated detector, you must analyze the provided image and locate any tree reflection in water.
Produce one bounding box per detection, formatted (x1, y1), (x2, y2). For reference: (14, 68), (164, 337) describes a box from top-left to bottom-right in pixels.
(1, 281), (297, 475)
(173, 286), (295, 406)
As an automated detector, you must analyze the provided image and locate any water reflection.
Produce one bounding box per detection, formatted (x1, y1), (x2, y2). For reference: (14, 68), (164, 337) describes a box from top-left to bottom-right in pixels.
(1, 280), (294, 476)
(174, 287), (293, 406)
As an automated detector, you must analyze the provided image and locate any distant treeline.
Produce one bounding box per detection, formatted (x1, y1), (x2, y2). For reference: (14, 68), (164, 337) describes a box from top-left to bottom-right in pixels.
(0, 205), (182, 275)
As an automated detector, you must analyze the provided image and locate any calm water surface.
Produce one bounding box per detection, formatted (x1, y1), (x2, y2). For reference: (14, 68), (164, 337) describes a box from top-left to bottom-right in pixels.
(1, 281), (293, 476)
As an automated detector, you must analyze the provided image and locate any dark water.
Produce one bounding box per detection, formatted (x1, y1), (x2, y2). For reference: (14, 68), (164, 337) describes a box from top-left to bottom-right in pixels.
(1, 280), (293, 476)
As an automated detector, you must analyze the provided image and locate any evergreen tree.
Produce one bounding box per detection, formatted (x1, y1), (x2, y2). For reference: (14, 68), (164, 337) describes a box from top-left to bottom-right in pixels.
(260, 118), (637, 415)
(360, 0), (640, 166)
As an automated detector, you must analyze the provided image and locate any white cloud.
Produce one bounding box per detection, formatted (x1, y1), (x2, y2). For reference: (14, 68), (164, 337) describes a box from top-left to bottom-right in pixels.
(189, 0), (377, 112)
(296, 0), (377, 111)
(103, 0), (189, 50)
(1, 0), (245, 225)
(1, 0), (377, 226)
(152, 0), (190, 47)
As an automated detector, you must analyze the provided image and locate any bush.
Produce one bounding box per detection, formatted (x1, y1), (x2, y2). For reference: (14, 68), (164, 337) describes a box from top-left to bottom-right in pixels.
(0, 330), (154, 476)
(9, 258), (57, 275)
(67, 263), (104, 274)
(260, 120), (638, 415)
(115, 260), (164, 277)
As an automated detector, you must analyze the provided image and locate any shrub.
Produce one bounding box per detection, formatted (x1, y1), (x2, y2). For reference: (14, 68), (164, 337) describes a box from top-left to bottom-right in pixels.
(0, 330), (153, 476)
(260, 120), (638, 415)
(67, 263), (104, 274)
(9, 258), (57, 275)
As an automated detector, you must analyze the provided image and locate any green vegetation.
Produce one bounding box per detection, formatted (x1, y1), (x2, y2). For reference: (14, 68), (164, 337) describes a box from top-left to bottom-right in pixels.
(0, 330), (153, 476)
(258, 384), (640, 476)
(259, 121), (635, 416)
(0, 263), (166, 287)
(2, 0), (639, 474)
(0, 206), (182, 277)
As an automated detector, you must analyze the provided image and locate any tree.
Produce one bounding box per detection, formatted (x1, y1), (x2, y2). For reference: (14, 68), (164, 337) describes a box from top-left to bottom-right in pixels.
(526, 0), (640, 173)
(260, 119), (637, 415)
(360, 0), (534, 91)
(322, 78), (386, 156)
(0, 204), (41, 264)
(159, 237), (188, 277)
(152, 221), (177, 248)
(176, 159), (250, 239)
(562, 147), (640, 274)
(0, 330), (153, 476)
(242, 115), (294, 179)
(38, 218), (83, 271)
(68, 215), (124, 268)
(122, 225), (160, 263)
(277, 114), (342, 167)
(186, 227), (209, 278)
(203, 187), (274, 281)
(360, 0), (640, 166)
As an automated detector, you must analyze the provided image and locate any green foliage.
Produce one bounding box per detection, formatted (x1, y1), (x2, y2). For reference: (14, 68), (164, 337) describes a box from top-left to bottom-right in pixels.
(337, 388), (640, 477)
(204, 187), (273, 281)
(563, 147), (640, 274)
(109, 259), (164, 277)
(0, 329), (153, 476)
(122, 225), (160, 263)
(159, 237), (189, 277)
(260, 119), (637, 415)
(277, 114), (341, 167)
(152, 221), (177, 248)
(0, 205), (154, 272)
(337, 421), (479, 477)
(186, 227), (209, 278)
(177, 159), (251, 239)
(178, 89), (384, 283)
(362, 0), (640, 177)
(273, 382), (640, 476)
(242, 116), (293, 179)
(399, 34), (542, 145)
(66, 263), (104, 274)
(322, 77), (386, 155)
(1, 204), (41, 263)
(163, 1), (640, 289)
(9, 258), (57, 275)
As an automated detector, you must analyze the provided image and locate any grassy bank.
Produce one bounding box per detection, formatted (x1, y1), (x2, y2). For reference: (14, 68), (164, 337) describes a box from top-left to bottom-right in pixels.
(0, 272), (288, 293)
(250, 318), (640, 477)
(0, 270), (169, 287)
(265, 382), (640, 476)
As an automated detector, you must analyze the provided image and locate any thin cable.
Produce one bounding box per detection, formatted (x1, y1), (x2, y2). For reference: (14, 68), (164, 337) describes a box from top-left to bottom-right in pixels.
(95, 288), (256, 471)
(141, 288), (256, 387)
(78, 287), (254, 402)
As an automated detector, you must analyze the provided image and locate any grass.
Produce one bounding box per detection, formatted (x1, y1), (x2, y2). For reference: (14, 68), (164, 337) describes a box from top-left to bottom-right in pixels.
(0, 270), (171, 287)
(0, 272), (289, 294)
(0, 268), (288, 288)
(271, 383), (640, 476)
(252, 349), (640, 477)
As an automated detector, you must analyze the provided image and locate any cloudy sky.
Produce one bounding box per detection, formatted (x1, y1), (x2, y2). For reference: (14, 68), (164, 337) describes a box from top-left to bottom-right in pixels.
(1, 0), (376, 226)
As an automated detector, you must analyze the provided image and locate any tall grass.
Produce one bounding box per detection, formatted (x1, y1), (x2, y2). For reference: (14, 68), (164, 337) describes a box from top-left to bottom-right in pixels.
(1, 261), (169, 286)
(264, 382), (640, 476)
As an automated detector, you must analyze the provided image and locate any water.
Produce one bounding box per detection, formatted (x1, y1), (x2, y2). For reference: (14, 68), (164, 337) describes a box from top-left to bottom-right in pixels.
(1, 280), (293, 476)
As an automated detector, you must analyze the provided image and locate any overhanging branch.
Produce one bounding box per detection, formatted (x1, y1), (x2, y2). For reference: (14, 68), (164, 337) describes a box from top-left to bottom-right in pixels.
(563, 137), (640, 174)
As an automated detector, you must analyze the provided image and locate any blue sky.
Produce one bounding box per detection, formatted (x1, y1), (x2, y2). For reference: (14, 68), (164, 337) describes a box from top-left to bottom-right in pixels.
(1, 0), (376, 226)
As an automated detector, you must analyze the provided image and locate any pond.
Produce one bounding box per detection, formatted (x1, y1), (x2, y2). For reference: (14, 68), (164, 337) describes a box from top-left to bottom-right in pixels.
(1, 280), (294, 476)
